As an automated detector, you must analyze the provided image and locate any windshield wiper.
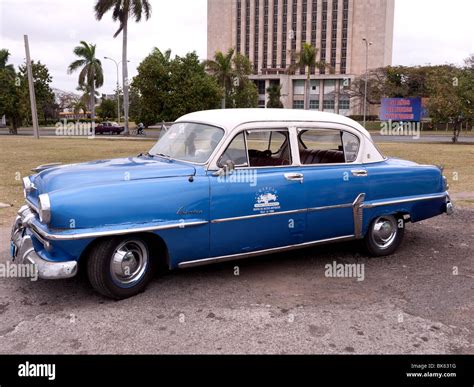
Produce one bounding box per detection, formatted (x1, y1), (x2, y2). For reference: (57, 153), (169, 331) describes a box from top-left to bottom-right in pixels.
(138, 151), (172, 161)
(155, 153), (172, 161)
(137, 151), (153, 157)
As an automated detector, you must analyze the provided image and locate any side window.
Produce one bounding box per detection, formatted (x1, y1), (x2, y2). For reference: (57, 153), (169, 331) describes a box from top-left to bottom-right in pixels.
(247, 130), (291, 167)
(218, 129), (291, 168)
(342, 132), (359, 163)
(218, 132), (248, 167)
(299, 129), (359, 164)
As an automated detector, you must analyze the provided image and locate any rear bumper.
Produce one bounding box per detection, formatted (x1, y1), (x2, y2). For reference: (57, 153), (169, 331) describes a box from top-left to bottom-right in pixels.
(10, 209), (78, 280)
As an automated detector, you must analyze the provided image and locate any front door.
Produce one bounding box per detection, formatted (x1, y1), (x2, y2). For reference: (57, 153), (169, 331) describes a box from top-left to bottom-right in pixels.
(209, 128), (306, 257)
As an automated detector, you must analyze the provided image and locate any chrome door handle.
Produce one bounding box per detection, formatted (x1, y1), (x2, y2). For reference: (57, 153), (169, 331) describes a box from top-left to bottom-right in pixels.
(351, 169), (368, 177)
(284, 173), (304, 183)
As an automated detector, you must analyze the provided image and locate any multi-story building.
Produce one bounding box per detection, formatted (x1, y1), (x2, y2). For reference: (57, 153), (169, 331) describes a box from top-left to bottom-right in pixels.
(207, 0), (395, 115)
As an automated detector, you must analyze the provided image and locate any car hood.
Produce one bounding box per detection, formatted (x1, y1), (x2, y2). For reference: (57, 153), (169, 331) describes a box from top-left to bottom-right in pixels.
(31, 156), (196, 194)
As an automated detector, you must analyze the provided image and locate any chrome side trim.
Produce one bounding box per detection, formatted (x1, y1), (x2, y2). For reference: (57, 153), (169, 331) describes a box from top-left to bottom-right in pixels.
(308, 203), (353, 212)
(27, 219), (209, 241)
(362, 192), (448, 209)
(178, 234), (356, 268)
(210, 208), (307, 224)
(213, 202), (355, 223)
(352, 193), (366, 239)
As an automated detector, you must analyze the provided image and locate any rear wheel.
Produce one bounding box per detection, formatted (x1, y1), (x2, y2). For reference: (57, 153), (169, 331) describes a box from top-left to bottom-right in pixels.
(86, 236), (156, 299)
(364, 215), (404, 256)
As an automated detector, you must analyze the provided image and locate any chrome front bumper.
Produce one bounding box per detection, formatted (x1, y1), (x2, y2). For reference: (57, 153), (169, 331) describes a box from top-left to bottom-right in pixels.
(10, 206), (78, 279)
(446, 194), (454, 215)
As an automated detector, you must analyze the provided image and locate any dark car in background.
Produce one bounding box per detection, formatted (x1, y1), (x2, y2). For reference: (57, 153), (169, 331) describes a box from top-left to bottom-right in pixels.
(95, 121), (124, 135)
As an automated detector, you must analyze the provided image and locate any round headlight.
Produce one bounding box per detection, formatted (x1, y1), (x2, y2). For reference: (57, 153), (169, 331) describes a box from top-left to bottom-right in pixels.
(38, 194), (51, 224)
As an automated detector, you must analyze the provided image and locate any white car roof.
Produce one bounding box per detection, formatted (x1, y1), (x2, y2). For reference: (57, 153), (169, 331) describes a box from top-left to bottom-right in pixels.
(177, 108), (372, 139)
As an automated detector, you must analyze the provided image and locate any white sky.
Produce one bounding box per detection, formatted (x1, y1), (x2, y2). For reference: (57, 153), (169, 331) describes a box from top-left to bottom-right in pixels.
(0, 0), (473, 94)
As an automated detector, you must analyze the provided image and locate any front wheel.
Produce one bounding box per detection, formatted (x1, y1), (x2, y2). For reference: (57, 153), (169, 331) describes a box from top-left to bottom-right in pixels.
(364, 215), (404, 256)
(86, 237), (155, 299)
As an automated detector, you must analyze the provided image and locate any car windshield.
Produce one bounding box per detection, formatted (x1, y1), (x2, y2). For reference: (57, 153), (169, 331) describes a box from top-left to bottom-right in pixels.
(149, 122), (224, 163)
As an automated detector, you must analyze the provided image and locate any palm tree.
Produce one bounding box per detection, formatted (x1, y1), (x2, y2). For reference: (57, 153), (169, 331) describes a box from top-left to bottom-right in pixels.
(204, 48), (235, 109)
(290, 43), (333, 110)
(0, 49), (15, 75)
(266, 83), (283, 108)
(71, 98), (87, 117)
(76, 84), (100, 114)
(94, 0), (152, 135)
(68, 41), (104, 129)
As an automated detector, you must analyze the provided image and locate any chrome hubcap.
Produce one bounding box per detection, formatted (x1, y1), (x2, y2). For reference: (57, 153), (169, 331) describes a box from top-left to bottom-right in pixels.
(371, 216), (397, 249)
(110, 240), (148, 287)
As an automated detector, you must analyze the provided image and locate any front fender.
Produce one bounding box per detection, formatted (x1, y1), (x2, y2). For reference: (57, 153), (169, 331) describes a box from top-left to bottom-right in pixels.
(47, 176), (209, 229)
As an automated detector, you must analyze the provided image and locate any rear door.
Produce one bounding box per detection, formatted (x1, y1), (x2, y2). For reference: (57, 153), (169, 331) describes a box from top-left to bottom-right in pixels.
(297, 127), (368, 241)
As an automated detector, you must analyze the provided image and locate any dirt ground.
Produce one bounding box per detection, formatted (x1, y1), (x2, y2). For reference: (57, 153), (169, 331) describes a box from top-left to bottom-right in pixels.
(0, 209), (472, 354)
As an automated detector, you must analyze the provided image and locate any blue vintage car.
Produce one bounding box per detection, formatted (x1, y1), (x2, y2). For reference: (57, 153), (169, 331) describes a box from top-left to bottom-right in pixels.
(11, 109), (453, 298)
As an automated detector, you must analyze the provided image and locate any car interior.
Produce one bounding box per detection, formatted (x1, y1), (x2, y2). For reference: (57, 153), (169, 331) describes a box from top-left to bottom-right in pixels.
(298, 129), (359, 164)
(218, 130), (291, 167)
(218, 128), (360, 167)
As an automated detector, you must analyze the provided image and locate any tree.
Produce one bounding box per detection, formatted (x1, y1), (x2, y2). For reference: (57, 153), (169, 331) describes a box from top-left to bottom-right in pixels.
(71, 98), (87, 116)
(0, 52), (55, 133)
(76, 83), (100, 114)
(267, 83), (283, 108)
(290, 43), (332, 110)
(98, 98), (116, 120)
(132, 48), (221, 125)
(230, 77), (258, 108)
(94, 0), (152, 135)
(346, 59), (474, 142)
(68, 41), (104, 128)
(128, 85), (141, 123)
(205, 49), (258, 109)
(427, 63), (474, 143)
(204, 48), (235, 109)
(0, 50), (24, 134)
(228, 53), (258, 108)
(18, 61), (56, 124)
(0, 49), (15, 74)
(464, 53), (474, 70)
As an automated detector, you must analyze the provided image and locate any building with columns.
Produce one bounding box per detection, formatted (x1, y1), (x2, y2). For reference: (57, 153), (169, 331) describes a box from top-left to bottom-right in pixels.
(207, 0), (395, 115)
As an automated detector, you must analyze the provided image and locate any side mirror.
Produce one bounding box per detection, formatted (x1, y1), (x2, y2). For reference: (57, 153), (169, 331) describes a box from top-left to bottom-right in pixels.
(213, 160), (235, 177)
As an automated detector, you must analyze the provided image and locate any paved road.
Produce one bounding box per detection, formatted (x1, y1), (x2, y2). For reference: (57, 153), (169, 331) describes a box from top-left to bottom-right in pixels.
(371, 134), (474, 143)
(0, 209), (472, 354)
(1, 128), (474, 143)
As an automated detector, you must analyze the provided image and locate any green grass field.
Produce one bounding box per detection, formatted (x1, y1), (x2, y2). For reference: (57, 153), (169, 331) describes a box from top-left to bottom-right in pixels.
(0, 137), (473, 226)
